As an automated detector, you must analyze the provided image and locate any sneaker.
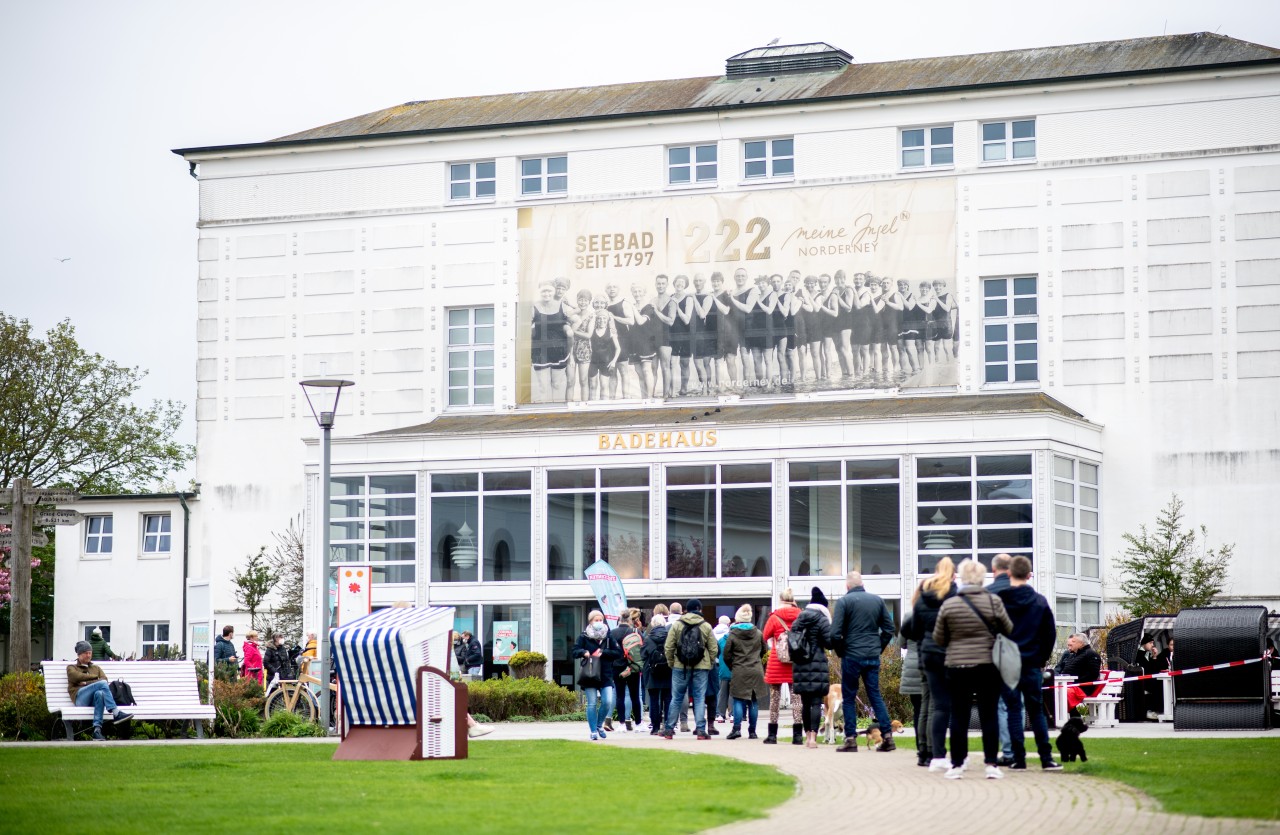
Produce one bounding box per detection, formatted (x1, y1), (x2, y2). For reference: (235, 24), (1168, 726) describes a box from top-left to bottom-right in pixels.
(1042, 761), (1064, 771)
(625, 720), (633, 732)
(467, 724), (493, 738)
(708, 726), (720, 736)
(928, 758), (950, 772)
(1146, 711), (1160, 721)
(598, 728), (607, 739)
(112, 709), (133, 725)
(591, 733), (599, 741)
(985, 765), (1004, 780)
(944, 766), (963, 780)
(660, 730), (674, 740)
(696, 733), (711, 740)
(1009, 761), (1027, 770)
(726, 729), (742, 740)
(92, 727), (106, 741)
(748, 731), (758, 739)
(996, 756), (1014, 767)
(603, 719), (614, 732)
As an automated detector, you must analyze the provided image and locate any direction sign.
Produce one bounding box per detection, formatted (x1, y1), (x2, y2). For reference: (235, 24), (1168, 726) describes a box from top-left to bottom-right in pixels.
(0, 509), (12, 526)
(22, 489), (82, 505)
(0, 531), (48, 547)
(36, 508), (82, 526)
(0, 488), (11, 503)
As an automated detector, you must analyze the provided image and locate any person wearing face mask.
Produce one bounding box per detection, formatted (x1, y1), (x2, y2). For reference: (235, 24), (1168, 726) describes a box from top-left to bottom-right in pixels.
(573, 610), (622, 741)
(241, 631), (264, 685)
(263, 632), (295, 686)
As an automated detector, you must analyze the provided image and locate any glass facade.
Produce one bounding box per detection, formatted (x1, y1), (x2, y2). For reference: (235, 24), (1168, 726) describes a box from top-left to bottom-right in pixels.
(330, 474), (417, 584)
(788, 459), (901, 576)
(430, 471), (532, 582)
(915, 454), (1034, 573)
(665, 463), (772, 579)
(547, 467), (650, 580)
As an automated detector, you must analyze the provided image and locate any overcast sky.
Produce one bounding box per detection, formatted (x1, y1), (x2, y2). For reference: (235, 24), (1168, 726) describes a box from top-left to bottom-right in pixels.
(2, 0), (1278, 482)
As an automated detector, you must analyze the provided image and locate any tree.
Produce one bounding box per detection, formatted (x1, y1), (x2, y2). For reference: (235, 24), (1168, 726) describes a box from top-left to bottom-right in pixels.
(1114, 494), (1233, 617)
(267, 517), (305, 640)
(231, 547), (279, 631)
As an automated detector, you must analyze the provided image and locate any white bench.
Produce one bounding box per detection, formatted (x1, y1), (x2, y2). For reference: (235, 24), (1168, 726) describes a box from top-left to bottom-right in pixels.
(43, 660), (215, 739)
(1082, 669), (1126, 728)
(1271, 669), (1279, 712)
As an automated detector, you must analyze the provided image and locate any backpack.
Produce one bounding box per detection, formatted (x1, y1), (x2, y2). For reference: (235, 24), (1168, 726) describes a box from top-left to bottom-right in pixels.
(786, 625), (811, 664)
(645, 630), (670, 674)
(620, 631), (645, 678)
(109, 679), (135, 707)
(675, 621), (706, 668)
(770, 615), (792, 664)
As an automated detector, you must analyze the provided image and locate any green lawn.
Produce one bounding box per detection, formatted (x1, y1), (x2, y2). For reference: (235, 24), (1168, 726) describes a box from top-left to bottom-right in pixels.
(1074, 738), (1280, 821)
(0, 740), (793, 834)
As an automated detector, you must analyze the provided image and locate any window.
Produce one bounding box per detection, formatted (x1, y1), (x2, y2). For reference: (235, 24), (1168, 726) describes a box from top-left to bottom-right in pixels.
(81, 624), (110, 643)
(520, 155), (567, 196)
(1055, 596), (1077, 642)
(447, 307), (495, 406)
(983, 276), (1038, 383)
(789, 459), (901, 577)
(666, 463), (772, 579)
(1053, 456), (1101, 578)
(668, 144), (717, 185)
(449, 160), (496, 201)
(547, 467), (650, 580)
(142, 513), (172, 554)
(982, 119), (1036, 162)
(140, 622), (170, 659)
(430, 471), (532, 582)
(901, 126), (954, 168)
(743, 138), (793, 180)
(330, 475), (417, 584)
(916, 454), (1033, 573)
(84, 515), (113, 555)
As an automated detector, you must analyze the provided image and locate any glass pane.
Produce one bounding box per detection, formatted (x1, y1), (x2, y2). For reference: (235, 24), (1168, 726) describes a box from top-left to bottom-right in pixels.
(848, 483), (900, 574)
(772, 138), (793, 156)
(985, 344), (1008, 363)
(1014, 322), (1038, 340)
(901, 149), (925, 167)
(984, 324), (1006, 343)
(722, 463), (771, 484)
(847, 459), (899, 480)
(978, 479), (1031, 500)
(483, 493), (532, 581)
(521, 178), (541, 195)
(1056, 552), (1075, 574)
(476, 161), (495, 178)
(917, 456), (971, 478)
(1079, 463), (1098, 485)
(600, 468), (648, 488)
(547, 175), (567, 192)
(744, 141), (765, 159)
(1054, 456), (1073, 478)
(772, 158), (793, 177)
(330, 521), (364, 540)
(1055, 505), (1074, 526)
(1013, 297), (1038, 315)
(448, 389), (468, 406)
(369, 519), (414, 539)
(695, 145), (716, 162)
(917, 481), (970, 502)
(983, 144), (1006, 162)
(695, 164), (717, 181)
(1012, 120), (1035, 139)
(1054, 481), (1074, 502)
(330, 476), (364, 496)
(476, 180), (495, 198)
(931, 146), (953, 166)
(789, 460), (840, 482)
(485, 471), (532, 491)
(601, 491), (649, 580)
(547, 156), (567, 174)
(450, 183), (470, 200)
(978, 504), (1033, 524)
(1081, 600), (1100, 624)
(985, 365), (1009, 383)
(917, 529), (972, 551)
(474, 388), (493, 405)
(745, 160), (766, 178)
(431, 495), (479, 582)
(448, 370), (467, 387)
(931, 126), (953, 144)
(450, 163), (469, 181)
(1013, 277), (1037, 296)
(901, 129), (924, 147)
(668, 146), (690, 165)
(432, 473), (478, 493)
(1081, 557), (1100, 578)
(1013, 363), (1038, 381)
(1056, 598), (1076, 622)
(448, 328), (469, 346)
(790, 485), (842, 576)
(449, 308), (469, 326)
(547, 492), (595, 580)
(977, 455), (1032, 476)
(369, 542), (415, 562)
(978, 528), (1033, 549)
(473, 368), (493, 387)
(722, 487), (772, 578)
(666, 490), (716, 578)
(984, 299), (1008, 316)
(669, 166), (691, 184)
(983, 123), (1006, 141)
(1012, 140), (1036, 159)
(667, 465), (715, 486)
(158, 535), (170, 551)
(370, 475), (415, 494)
(1055, 529), (1075, 550)
(370, 564), (416, 584)
(1080, 534), (1099, 555)
(329, 543), (362, 563)
(548, 469), (595, 490)
(475, 307), (494, 325)
(449, 351), (467, 369)
(521, 159), (541, 176)
(369, 496), (414, 517)
(984, 279), (1007, 297)
(918, 505), (971, 526)
(1014, 342), (1037, 361)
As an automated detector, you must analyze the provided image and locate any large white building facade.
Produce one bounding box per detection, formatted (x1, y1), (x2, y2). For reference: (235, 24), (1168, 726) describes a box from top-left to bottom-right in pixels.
(170, 34), (1280, 682)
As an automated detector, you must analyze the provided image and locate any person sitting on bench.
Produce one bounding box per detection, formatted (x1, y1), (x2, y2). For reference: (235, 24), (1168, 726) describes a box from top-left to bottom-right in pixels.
(67, 640), (132, 740)
(1053, 633), (1102, 713)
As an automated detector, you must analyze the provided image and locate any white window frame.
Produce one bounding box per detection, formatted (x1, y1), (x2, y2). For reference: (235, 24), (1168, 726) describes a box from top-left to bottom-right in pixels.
(742, 137), (794, 181)
(1053, 456), (1101, 579)
(141, 513), (172, 556)
(982, 276), (1039, 385)
(330, 474), (418, 586)
(900, 125), (955, 169)
(446, 306), (495, 407)
(981, 119), (1036, 163)
(519, 155), (567, 197)
(667, 143), (718, 186)
(139, 622), (170, 659)
(81, 623), (111, 643)
(83, 514), (113, 558)
(448, 160), (496, 202)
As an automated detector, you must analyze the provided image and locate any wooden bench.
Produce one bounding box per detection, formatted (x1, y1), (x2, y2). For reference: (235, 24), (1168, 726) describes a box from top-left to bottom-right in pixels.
(1082, 669), (1126, 728)
(42, 660), (215, 740)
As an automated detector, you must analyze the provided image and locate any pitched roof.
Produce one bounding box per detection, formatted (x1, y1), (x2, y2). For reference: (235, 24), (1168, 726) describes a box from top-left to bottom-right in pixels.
(362, 392), (1088, 439)
(177, 33), (1277, 155)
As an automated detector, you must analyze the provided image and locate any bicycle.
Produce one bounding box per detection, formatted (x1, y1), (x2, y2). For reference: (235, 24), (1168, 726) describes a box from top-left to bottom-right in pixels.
(264, 657), (335, 725)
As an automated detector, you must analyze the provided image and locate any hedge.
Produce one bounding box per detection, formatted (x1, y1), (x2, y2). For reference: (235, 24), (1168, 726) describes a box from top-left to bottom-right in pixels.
(0, 673), (55, 741)
(465, 675), (577, 721)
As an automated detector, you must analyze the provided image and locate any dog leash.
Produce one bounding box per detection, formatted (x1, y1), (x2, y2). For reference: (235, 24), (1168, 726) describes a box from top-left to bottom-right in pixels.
(1041, 651), (1273, 690)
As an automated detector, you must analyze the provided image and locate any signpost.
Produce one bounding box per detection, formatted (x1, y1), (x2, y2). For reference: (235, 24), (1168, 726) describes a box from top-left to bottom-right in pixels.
(0, 531), (48, 548)
(5, 479), (81, 672)
(35, 509), (82, 526)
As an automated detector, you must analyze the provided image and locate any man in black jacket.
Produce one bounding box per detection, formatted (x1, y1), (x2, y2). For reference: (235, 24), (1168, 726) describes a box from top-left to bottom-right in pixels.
(1054, 632), (1103, 712)
(829, 571), (896, 752)
(214, 625), (239, 677)
(995, 555), (1061, 770)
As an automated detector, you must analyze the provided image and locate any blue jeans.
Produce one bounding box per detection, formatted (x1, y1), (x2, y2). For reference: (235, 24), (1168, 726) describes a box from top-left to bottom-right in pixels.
(665, 667), (708, 734)
(74, 680), (118, 728)
(583, 685), (615, 736)
(1006, 662), (1053, 765)
(732, 697), (758, 733)
(841, 655), (891, 732)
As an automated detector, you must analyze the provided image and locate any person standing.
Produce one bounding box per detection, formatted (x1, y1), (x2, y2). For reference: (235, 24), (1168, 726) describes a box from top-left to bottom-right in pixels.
(263, 633), (295, 686)
(241, 630), (264, 686)
(791, 588), (833, 749)
(88, 627), (121, 661)
(573, 610), (621, 741)
(610, 609), (643, 732)
(987, 554), (1016, 764)
(214, 625), (239, 677)
(995, 555), (1062, 770)
(933, 559), (1013, 780)
(724, 604), (766, 740)
(643, 614), (672, 735)
(1136, 634), (1164, 720)
(898, 605), (931, 766)
(661, 598), (717, 740)
(907, 558), (956, 772)
(761, 587), (803, 744)
(830, 570), (897, 752)
(713, 615), (732, 725)
(67, 640), (132, 740)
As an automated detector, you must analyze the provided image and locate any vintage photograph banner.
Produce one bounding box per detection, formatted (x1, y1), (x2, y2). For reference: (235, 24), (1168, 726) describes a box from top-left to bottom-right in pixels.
(517, 179), (957, 404)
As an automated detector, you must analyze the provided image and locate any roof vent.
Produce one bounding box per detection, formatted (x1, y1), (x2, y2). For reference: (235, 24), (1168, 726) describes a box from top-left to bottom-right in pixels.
(725, 42), (852, 77)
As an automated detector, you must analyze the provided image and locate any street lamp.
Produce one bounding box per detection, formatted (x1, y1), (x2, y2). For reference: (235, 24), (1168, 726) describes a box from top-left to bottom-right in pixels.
(300, 377), (354, 734)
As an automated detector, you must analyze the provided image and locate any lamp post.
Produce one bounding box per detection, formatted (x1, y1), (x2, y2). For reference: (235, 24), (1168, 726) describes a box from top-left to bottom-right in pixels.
(300, 377), (354, 734)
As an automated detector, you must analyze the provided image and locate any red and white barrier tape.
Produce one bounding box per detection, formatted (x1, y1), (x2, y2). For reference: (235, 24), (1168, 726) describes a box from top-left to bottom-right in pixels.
(1042, 650), (1274, 690)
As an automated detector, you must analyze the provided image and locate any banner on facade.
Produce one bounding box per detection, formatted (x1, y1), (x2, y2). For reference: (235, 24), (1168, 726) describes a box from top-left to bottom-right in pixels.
(492, 621), (519, 665)
(334, 563), (372, 626)
(517, 179), (958, 404)
(584, 559), (628, 626)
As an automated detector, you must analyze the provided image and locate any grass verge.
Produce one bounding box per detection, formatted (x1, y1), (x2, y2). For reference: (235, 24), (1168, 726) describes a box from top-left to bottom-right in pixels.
(1075, 738), (1280, 821)
(0, 739), (793, 834)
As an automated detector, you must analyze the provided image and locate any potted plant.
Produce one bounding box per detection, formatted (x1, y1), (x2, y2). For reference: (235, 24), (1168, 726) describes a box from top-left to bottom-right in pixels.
(507, 651), (548, 680)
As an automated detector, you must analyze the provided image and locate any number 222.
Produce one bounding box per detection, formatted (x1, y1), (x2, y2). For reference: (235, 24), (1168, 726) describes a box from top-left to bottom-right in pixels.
(684, 217), (771, 263)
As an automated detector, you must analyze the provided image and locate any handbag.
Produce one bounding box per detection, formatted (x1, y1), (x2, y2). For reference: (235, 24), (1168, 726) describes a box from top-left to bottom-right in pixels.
(770, 616), (791, 664)
(577, 652), (603, 687)
(960, 593), (1021, 690)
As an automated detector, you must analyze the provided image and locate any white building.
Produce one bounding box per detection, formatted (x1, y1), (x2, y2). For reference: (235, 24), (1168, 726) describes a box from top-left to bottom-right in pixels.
(162, 33), (1278, 681)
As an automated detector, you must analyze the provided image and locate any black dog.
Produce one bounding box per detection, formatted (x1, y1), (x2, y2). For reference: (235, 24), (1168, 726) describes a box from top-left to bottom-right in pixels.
(1056, 715), (1088, 762)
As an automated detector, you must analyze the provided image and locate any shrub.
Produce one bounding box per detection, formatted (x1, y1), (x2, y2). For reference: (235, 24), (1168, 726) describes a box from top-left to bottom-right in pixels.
(507, 651), (548, 680)
(212, 677), (264, 738)
(832, 647), (913, 727)
(465, 675), (576, 721)
(0, 672), (54, 741)
(507, 715), (536, 723)
(261, 711), (326, 738)
(471, 713), (492, 724)
(545, 711), (588, 723)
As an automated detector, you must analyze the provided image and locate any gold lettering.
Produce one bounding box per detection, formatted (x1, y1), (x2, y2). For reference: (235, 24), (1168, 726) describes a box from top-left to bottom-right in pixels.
(691, 430), (704, 447)
(630, 433), (643, 448)
(706, 430), (718, 447)
(613, 434), (626, 449)
(598, 434), (610, 450)
(675, 432), (689, 448)
(645, 432), (656, 448)
(659, 432), (672, 448)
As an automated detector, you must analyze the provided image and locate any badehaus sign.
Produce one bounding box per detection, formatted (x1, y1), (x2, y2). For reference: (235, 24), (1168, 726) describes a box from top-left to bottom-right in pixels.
(517, 179), (958, 405)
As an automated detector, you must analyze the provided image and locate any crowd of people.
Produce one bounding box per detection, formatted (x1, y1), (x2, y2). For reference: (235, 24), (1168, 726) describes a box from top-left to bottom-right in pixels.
(569, 554), (1084, 779)
(531, 270), (959, 402)
(212, 624), (316, 686)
